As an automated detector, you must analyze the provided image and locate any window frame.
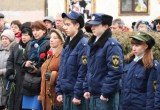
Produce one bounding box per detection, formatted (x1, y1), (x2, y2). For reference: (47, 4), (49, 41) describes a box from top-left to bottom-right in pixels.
(119, 0), (150, 16)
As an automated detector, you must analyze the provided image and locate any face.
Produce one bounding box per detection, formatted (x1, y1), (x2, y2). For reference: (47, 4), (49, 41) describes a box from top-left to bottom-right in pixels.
(44, 20), (52, 29)
(63, 18), (79, 38)
(91, 24), (107, 37)
(50, 32), (62, 48)
(1, 36), (11, 47)
(156, 21), (160, 32)
(32, 28), (46, 39)
(55, 16), (64, 30)
(111, 23), (121, 32)
(0, 18), (5, 28)
(11, 24), (20, 34)
(138, 23), (148, 31)
(132, 43), (148, 56)
(21, 33), (31, 44)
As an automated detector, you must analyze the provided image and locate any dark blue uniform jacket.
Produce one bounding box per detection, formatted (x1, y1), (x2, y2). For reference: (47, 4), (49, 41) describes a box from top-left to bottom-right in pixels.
(120, 58), (159, 110)
(83, 29), (123, 99)
(154, 62), (160, 110)
(56, 30), (88, 99)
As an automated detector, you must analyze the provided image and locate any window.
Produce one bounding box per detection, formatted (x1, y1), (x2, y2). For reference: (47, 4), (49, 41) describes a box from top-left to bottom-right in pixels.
(64, 0), (96, 22)
(119, 0), (150, 16)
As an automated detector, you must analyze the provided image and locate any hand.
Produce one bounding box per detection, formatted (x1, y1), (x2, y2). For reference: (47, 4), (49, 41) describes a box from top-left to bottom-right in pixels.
(84, 92), (90, 99)
(30, 66), (38, 74)
(8, 75), (15, 81)
(25, 61), (33, 67)
(45, 71), (51, 81)
(100, 95), (109, 102)
(57, 95), (63, 102)
(72, 98), (81, 105)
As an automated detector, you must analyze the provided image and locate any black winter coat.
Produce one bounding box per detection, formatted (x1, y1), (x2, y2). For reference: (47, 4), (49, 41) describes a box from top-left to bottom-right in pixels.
(6, 41), (28, 110)
(21, 34), (50, 96)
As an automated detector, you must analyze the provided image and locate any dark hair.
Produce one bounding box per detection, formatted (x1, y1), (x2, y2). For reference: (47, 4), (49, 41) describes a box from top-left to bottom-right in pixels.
(11, 20), (21, 29)
(131, 22), (136, 30)
(63, 18), (81, 30)
(21, 21), (32, 31)
(31, 21), (47, 33)
(21, 27), (33, 38)
(131, 38), (145, 45)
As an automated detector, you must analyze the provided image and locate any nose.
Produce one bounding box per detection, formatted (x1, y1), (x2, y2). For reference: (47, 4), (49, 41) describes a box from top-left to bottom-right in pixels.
(91, 25), (94, 30)
(132, 45), (136, 51)
(63, 25), (67, 30)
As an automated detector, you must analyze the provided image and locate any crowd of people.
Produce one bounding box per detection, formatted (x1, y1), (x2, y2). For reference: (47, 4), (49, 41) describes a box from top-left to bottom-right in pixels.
(0, 10), (160, 110)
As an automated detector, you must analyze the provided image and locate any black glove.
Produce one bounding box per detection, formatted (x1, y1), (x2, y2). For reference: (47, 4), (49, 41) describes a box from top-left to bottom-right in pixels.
(8, 75), (15, 81)
(45, 71), (51, 81)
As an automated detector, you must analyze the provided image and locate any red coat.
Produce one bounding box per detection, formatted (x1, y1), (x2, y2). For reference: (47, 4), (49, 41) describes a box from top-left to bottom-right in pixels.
(39, 45), (62, 110)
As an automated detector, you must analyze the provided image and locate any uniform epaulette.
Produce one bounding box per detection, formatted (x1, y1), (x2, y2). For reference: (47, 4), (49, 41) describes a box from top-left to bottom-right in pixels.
(153, 60), (159, 69)
(81, 37), (88, 47)
(108, 37), (118, 46)
(111, 42), (115, 45)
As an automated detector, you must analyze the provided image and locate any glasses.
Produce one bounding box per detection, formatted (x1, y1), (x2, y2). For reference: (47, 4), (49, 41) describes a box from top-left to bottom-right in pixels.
(154, 20), (160, 25)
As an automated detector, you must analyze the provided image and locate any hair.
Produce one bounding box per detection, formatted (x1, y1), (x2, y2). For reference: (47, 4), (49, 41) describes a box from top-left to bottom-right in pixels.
(11, 20), (21, 29)
(112, 18), (125, 28)
(21, 27), (33, 38)
(131, 22), (136, 30)
(127, 39), (154, 69)
(31, 21), (47, 33)
(63, 17), (80, 30)
(56, 13), (63, 18)
(20, 21), (31, 31)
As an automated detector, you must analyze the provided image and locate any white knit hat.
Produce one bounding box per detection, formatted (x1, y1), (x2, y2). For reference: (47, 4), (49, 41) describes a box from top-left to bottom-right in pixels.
(50, 29), (65, 43)
(1, 29), (15, 42)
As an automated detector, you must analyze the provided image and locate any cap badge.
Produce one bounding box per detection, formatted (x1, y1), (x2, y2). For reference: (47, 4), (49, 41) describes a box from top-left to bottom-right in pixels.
(91, 16), (95, 20)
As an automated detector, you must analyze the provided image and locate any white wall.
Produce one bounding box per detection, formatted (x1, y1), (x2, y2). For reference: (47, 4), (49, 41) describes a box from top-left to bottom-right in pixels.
(48, 0), (65, 18)
(96, 0), (160, 27)
(48, 0), (160, 27)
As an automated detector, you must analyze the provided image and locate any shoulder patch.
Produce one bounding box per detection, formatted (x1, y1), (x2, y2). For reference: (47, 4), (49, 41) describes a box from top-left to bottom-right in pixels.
(82, 55), (87, 65)
(112, 55), (120, 68)
(153, 80), (157, 92)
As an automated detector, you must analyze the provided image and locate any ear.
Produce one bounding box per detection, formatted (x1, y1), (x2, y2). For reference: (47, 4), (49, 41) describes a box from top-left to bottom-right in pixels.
(144, 43), (148, 50)
(75, 23), (80, 29)
(104, 24), (109, 29)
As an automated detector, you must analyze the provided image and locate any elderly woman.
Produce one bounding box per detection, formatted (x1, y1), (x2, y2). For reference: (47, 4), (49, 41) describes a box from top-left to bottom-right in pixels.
(21, 21), (50, 110)
(10, 20), (22, 40)
(134, 20), (152, 31)
(39, 29), (64, 110)
(0, 29), (17, 109)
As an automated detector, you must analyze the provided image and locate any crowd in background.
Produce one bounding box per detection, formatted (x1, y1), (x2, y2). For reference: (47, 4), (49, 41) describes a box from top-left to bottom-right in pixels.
(0, 8), (160, 110)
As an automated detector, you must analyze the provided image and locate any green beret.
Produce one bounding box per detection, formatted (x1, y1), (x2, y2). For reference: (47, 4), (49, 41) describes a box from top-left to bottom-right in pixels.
(130, 31), (155, 49)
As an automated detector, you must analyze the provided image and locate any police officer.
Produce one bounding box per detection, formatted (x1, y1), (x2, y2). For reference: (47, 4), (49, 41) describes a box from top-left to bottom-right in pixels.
(83, 13), (123, 110)
(120, 31), (158, 110)
(56, 10), (88, 110)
